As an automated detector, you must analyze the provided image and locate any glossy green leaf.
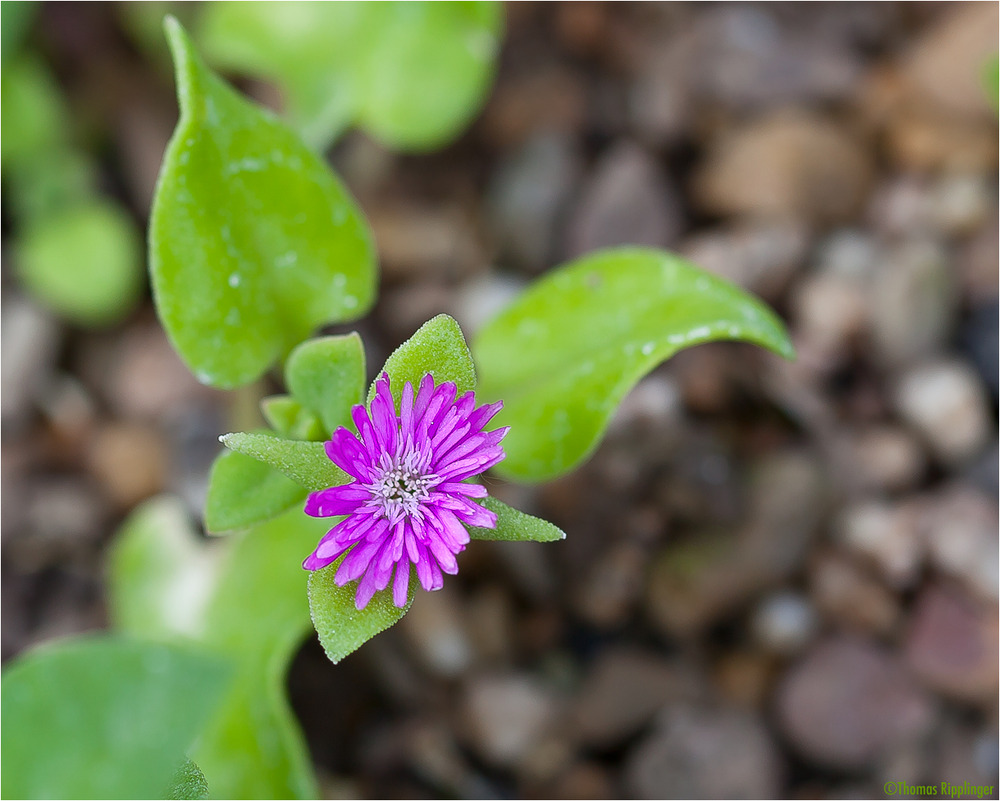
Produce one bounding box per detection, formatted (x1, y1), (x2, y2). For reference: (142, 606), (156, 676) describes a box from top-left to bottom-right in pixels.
(0, 635), (230, 800)
(307, 557), (413, 664)
(474, 247), (795, 482)
(16, 200), (144, 327)
(109, 497), (323, 799)
(149, 17), (376, 388)
(198, 1), (503, 151)
(167, 759), (209, 800)
(372, 313), (477, 405)
(205, 447), (306, 534)
(469, 495), (566, 542)
(285, 333), (366, 435)
(260, 396), (325, 441)
(220, 432), (346, 492)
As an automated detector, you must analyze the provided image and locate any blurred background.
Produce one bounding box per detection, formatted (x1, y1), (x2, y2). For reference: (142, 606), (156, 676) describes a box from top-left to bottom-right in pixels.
(2, 2), (998, 798)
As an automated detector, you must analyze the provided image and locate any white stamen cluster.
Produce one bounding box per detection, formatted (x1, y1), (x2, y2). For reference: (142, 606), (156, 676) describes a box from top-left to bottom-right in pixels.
(366, 448), (438, 524)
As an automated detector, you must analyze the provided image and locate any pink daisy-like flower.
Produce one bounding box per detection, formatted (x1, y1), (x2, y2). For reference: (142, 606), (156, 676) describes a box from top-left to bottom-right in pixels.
(303, 372), (508, 610)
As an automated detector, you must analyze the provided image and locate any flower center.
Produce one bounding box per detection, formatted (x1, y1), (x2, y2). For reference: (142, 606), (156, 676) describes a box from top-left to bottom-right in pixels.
(367, 450), (438, 524)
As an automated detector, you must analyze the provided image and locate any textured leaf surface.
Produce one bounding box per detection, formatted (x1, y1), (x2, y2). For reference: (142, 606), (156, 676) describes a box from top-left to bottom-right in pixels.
(16, 201), (143, 326)
(469, 496), (566, 542)
(167, 759), (209, 800)
(109, 497), (323, 799)
(220, 432), (346, 492)
(199, 1), (503, 150)
(370, 313), (477, 405)
(149, 17), (375, 388)
(0, 635), (230, 800)
(205, 447), (306, 534)
(307, 558), (412, 664)
(285, 333), (366, 435)
(474, 248), (795, 481)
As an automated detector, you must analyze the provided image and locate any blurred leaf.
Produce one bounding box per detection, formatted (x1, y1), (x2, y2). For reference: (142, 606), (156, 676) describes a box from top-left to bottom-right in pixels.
(285, 333), (366, 435)
(6, 151), (95, 223)
(307, 557), (412, 664)
(198, 1), (503, 151)
(473, 247), (795, 482)
(109, 497), (323, 799)
(0, 635), (230, 800)
(205, 447), (306, 534)
(985, 53), (999, 113)
(261, 396), (325, 441)
(0, 2), (39, 62)
(109, 497), (224, 640)
(149, 17), (376, 388)
(370, 313), (477, 405)
(220, 432), (347, 492)
(167, 759), (209, 800)
(469, 495), (566, 542)
(0, 55), (68, 168)
(16, 200), (144, 326)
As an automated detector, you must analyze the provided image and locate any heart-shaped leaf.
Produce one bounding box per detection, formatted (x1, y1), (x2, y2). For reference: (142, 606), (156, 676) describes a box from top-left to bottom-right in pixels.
(149, 17), (376, 388)
(473, 247), (795, 482)
(198, 2), (504, 151)
(1, 635), (230, 800)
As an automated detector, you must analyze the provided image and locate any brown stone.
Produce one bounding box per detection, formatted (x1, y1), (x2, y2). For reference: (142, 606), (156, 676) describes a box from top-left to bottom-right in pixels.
(693, 110), (872, 223)
(776, 637), (933, 768)
(905, 583), (999, 704)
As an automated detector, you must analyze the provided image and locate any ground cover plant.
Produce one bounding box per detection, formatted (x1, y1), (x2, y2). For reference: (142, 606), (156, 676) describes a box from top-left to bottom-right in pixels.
(3, 4), (996, 799)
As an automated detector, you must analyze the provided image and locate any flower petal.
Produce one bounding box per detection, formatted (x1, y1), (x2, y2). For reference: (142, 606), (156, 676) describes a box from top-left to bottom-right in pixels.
(304, 483), (369, 517)
(392, 561), (410, 608)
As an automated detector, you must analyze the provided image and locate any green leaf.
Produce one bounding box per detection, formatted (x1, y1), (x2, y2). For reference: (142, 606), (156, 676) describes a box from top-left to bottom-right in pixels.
(260, 396), (325, 441)
(16, 200), (144, 326)
(6, 150), (95, 224)
(205, 447), (306, 534)
(109, 497), (225, 640)
(469, 495), (566, 542)
(149, 17), (376, 389)
(985, 53), (999, 113)
(372, 313), (477, 405)
(220, 432), (347, 492)
(0, 635), (231, 800)
(285, 333), (365, 435)
(1, 2), (39, 64)
(0, 55), (66, 169)
(198, 1), (504, 151)
(307, 556), (412, 664)
(473, 247), (795, 482)
(167, 759), (209, 800)
(109, 497), (324, 799)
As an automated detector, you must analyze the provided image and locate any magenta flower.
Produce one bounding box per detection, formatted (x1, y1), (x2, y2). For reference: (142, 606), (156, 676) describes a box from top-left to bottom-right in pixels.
(303, 372), (508, 610)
